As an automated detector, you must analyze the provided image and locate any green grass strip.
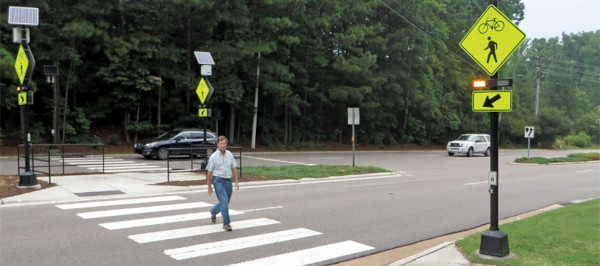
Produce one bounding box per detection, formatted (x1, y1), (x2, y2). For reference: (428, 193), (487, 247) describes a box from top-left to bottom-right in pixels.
(515, 152), (600, 164)
(457, 199), (600, 265)
(240, 165), (390, 180)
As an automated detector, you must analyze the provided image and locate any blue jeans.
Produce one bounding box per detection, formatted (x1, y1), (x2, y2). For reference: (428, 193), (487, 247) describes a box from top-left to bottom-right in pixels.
(211, 175), (233, 226)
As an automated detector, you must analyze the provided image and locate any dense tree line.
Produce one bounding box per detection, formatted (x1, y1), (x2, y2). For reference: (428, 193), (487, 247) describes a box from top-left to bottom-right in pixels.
(1, 0), (598, 148)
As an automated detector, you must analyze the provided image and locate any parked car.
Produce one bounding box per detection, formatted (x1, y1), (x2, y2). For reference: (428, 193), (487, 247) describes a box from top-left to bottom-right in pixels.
(134, 128), (217, 160)
(446, 134), (491, 157)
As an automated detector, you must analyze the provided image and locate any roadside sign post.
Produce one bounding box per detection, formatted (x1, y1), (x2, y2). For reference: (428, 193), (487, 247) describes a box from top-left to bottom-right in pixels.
(460, 0), (525, 258)
(524, 126), (534, 158)
(10, 6), (40, 188)
(348, 108), (359, 167)
(194, 52), (215, 168)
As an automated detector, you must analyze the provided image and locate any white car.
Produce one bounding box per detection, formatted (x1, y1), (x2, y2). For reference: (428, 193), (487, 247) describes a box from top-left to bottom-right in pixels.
(447, 134), (491, 156)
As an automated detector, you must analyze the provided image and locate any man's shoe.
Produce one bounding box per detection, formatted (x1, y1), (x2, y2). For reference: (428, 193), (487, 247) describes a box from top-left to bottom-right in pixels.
(223, 225), (232, 231)
(210, 212), (216, 224)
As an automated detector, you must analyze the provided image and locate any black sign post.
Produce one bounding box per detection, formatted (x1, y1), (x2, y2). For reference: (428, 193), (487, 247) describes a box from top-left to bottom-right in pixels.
(478, 2), (510, 256)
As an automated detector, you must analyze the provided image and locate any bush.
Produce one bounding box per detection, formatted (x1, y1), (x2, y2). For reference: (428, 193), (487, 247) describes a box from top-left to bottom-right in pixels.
(563, 131), (591, 147)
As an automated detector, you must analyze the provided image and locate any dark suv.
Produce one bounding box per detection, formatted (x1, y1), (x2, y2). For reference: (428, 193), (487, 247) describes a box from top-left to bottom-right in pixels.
(134, 128), (217, 160)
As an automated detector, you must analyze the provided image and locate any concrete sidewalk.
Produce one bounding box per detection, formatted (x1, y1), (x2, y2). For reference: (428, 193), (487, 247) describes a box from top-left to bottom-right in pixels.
(0, 171), (550, 265)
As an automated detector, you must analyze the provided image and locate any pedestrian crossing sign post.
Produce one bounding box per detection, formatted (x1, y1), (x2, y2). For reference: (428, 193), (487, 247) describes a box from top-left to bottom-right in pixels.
(459, 5), (526, 76)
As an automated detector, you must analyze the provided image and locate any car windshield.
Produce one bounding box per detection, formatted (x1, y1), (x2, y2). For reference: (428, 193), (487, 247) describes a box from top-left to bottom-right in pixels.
(155, 130), (182, 140)
(457, 135), (471, 140)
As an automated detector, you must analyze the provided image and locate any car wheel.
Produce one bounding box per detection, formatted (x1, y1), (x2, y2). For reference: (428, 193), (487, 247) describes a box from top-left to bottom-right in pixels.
(448, 152), (454, 156)
(157, 147), (169, 160)
(143, 155), (153, 159)
(485, 147), (491, 156)
(467, 148), (474, 157)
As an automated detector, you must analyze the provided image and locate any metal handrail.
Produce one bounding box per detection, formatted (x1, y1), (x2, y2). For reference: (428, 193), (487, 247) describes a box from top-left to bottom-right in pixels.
(166, 145), (242, 182)
(17, 143), (105, 183)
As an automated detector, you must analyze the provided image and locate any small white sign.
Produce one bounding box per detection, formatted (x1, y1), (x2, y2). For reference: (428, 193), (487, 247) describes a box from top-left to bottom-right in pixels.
(348, 108), (360, 125)
(488, 171), (498, 186)
(524, 126), (535, 138)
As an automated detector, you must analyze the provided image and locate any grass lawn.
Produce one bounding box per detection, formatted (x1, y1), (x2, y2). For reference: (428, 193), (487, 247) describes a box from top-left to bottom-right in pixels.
(240, 165), (390, 179)
(515, 152), (600, 164)
(457, 199), (600, 265)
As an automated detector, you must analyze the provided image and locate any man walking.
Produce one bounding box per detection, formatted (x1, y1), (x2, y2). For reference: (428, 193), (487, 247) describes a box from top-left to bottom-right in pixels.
(207, 136), (239, 231)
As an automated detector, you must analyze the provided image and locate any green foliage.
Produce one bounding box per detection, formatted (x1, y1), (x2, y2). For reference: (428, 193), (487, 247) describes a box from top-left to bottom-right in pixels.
(563, 131), (592, 148)
(0, 0), (597, 148)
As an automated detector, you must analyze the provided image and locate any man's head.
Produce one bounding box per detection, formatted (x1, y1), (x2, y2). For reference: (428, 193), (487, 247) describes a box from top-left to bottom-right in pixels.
(217, 135), (228, 153)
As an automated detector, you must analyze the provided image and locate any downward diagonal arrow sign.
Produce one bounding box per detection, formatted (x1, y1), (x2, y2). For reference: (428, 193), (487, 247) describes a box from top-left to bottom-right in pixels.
(483, 94), (502, 107)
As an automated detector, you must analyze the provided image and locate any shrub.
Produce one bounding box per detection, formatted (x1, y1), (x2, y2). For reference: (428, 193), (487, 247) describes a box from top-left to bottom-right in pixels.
(563, 131), (591, 148)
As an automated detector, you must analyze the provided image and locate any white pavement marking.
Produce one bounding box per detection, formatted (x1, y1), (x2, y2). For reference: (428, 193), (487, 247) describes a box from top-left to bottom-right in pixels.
(464, 181), (488, 186)
(99, 210), (244, 230)
(243, 155), (316, 166)
(56, 196), (186, 210)
(59, 161), (137, 165)
(87, 165), (160, 169)
(576, 170), (593, 173)
(77, 202), (211, 219)
(231, 240), (374, 266)
(101, 168), (170, 173)
(164, 228), (322, 260)
(129, 218), (280, 243)
(240, 206), (283, 212)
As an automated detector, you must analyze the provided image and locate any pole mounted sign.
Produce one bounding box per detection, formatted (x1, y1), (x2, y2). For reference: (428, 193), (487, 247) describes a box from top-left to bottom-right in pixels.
(472, 90), (512, 112)
(459, 5), (526, 76)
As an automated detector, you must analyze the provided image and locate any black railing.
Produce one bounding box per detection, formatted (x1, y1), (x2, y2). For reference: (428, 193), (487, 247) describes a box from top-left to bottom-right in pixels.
(17, 143), (105, 183)
(166, 145), (242, 182)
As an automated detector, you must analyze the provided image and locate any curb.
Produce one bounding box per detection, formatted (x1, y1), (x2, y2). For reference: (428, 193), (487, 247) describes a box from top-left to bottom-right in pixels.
(387, 242), (454, 266)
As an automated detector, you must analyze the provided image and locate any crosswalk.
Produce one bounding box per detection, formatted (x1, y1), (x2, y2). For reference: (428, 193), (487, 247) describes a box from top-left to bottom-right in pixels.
(55, 195), (374, 265)
(53, 157), (169, 173)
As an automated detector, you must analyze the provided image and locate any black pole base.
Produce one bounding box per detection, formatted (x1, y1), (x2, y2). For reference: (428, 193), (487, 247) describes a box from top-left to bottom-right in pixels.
(479, 230), (510, 257)
(18, 171), (39, 187)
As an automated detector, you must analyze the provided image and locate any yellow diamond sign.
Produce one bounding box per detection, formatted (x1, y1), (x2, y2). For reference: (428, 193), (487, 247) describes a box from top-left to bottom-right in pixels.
(472, 90), (512, 112)
(15, 44), (29, 84)
(460, 5), (526, 76)
(196, 78), (213, 105)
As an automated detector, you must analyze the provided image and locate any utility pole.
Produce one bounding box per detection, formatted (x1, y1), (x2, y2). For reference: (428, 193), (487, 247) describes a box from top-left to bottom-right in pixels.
(535, 55), (541, 116)
(251, 51), (261, 149)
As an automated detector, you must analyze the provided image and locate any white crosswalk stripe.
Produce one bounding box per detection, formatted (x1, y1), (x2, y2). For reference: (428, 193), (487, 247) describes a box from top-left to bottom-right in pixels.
(129, 218), (280, 243)
(164, 228), (322, 260)
(230, 240), (374, 266)
(77, 202), (211, 219)
(100, 210), (245, 230)
(56, 196), (374, 265)
(53, 157), (166, 173)
(56, 196), (185, 210)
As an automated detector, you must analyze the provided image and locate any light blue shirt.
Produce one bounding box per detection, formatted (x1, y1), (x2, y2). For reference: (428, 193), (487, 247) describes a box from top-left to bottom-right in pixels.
(206, 150), (238, 179)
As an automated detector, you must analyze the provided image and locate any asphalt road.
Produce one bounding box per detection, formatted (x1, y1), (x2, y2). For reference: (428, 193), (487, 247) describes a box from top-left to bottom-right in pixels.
(1, 149), (599, 265)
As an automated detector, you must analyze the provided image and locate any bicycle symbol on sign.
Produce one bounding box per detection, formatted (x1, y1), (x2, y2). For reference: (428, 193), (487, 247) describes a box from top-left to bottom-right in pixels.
(478, 17), (504, 34)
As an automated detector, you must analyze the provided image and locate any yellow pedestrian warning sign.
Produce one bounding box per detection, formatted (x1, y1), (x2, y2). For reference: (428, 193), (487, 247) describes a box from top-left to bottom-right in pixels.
(472, 90), (512, 112)
(460, 5), (526, 76)
(15, 44), (29, 84)
(195, 78), (214, 105)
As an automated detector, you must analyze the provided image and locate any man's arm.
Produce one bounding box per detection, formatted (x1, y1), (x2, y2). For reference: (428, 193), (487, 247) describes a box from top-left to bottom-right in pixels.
(207, 171), (213, 196)
(232, 167), (239, 190)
